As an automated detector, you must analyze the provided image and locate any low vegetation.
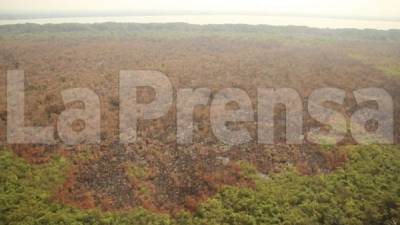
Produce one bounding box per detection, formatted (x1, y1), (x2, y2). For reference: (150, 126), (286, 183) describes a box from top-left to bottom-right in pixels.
(1, 144), (399, 224)
(1, 23), (400, 42)
(1, 23), (400, 224)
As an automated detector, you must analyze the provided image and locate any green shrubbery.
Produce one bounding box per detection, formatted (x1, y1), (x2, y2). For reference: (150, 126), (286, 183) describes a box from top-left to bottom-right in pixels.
(1, 23), (400, 41)
(0, 150), (170, 225)
(189, 145), (400, 225)
(1, 144), (399, 224)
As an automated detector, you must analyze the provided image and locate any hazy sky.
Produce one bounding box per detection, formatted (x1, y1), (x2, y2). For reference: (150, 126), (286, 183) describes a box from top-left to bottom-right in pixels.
(1, 0), (399, 18)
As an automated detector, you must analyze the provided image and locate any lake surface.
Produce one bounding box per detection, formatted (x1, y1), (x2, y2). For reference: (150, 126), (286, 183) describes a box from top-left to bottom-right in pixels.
(1, 15), (400, 30)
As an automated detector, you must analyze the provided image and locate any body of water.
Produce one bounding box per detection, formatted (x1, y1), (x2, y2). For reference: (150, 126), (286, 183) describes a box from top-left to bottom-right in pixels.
(0, 15), (400, 30)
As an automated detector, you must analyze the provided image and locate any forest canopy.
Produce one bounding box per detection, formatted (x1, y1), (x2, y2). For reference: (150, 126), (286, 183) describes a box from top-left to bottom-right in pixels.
(1, 144), (399, 225)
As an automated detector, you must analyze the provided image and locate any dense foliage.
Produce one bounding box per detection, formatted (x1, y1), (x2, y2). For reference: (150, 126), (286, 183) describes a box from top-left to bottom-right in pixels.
(1, 23), (400, 41)
(189, 145), (400, 225)
(1, 144), (399, 225)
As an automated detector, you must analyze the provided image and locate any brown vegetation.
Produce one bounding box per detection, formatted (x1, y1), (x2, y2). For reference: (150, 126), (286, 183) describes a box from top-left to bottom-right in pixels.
(0, 25), (400, 213)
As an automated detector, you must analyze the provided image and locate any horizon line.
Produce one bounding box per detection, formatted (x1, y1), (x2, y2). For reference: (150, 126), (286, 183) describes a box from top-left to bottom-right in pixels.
(1, 10), (400, 22)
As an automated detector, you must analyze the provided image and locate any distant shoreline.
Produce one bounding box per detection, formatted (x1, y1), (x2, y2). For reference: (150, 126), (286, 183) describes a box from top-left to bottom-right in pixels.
(1, 11), (400, 22)
(1, 14), (400, 30)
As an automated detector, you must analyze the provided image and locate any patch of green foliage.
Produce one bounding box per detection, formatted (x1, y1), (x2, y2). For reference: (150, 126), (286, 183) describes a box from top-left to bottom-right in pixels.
(186, 145), (400, 225)
(0, 150), (171, 225)
(124, 163), (149, 180)
(348, 51), (400, 77)
(1, 23), (400, 42)
(1, 144), (400, 224)
(378, 65), (400, 77)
